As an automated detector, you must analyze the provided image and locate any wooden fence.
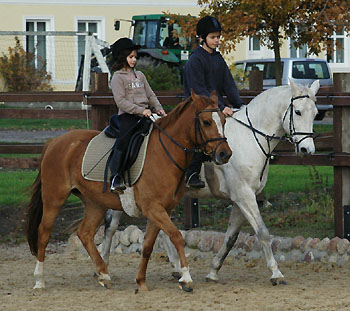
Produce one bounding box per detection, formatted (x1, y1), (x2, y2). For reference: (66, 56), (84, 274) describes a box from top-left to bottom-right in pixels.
(1, 73), (350, 238)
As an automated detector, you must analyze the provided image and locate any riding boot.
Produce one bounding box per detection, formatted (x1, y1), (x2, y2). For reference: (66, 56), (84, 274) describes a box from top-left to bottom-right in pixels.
(109, 150), (126, 193)
(186, 152), (205, 188)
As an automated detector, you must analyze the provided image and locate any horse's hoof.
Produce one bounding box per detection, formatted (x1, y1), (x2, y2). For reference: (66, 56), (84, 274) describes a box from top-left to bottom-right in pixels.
(205, 277), (218, 283)
(178, 281), (193, 293)
(135, 284), (149, 293)
(98, 279), (112, 289)
(33, 281), (45, 289)
(171, 272), (181, 280)
(270, 278), (287, 286)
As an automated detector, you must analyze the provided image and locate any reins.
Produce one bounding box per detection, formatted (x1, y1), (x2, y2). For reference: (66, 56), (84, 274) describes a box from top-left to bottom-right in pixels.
(234, 95), (314, 181)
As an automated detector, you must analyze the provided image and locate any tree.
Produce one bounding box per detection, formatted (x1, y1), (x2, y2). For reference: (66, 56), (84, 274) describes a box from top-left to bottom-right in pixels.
(169, 0), (350, 86)
(0, 37), (53, 91)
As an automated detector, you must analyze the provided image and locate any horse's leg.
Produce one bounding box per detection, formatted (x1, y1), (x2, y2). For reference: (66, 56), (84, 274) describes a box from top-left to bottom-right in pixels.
(35, 213), (59, 289)
(235, 192), (285, 285)
(77, 201), (111, 288)
(136, 220), (160, 292)
(34, 202), (65, 289)
(98, 209), (123, 265)
(140, 208), (192, 292)
(159, 231), (182, 279)
(206, 203), (245, 282)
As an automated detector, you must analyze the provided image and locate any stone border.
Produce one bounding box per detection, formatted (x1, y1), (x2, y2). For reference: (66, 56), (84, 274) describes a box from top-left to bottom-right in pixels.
(68, 225), (350, 267)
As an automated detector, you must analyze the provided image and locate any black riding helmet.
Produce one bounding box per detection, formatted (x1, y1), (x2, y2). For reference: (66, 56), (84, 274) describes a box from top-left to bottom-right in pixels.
(111, 37), (141, 60)
(196, 16), (222, 40)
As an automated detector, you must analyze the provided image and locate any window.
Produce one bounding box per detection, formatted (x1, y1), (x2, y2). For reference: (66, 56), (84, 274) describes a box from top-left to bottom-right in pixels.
(245, 62), (283, 80)
(290, 40), (308, 58)
(77, 21), (99, 66)
(327, 29), (345, 63)
(249, 36), (260, 51)
(133, 20), (158, 48)
(26, 20), (48, 71)
(292, 61), (330, 79)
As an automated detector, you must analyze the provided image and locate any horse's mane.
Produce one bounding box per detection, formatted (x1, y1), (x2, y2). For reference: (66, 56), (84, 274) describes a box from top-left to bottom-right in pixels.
(156, 94), (217, 128)
(156, 97), (193, 128)
(249, 83), (316, 108)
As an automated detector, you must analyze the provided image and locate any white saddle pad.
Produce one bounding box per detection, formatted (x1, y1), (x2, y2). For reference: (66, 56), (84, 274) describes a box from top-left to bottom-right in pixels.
(81, 125), (152, 185)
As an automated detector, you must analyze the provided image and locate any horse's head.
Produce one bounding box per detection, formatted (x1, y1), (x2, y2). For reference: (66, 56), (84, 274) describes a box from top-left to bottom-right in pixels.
(190, 89), (232, 164)
(282, 79), (319, 156)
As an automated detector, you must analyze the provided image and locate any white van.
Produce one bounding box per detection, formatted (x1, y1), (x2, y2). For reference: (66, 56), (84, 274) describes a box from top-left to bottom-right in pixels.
(235, 58), (333, 89)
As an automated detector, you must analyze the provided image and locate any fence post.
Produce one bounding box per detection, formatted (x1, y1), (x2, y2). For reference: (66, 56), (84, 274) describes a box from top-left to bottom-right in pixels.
(249, 69), (263, 91)
(90, 72), (116, 131)
(184, 196), (200, 229)
(333, 73), (350, 238)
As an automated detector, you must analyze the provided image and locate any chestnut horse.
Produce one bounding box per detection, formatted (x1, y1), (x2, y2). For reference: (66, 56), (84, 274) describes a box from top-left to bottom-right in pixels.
(25, 90), (232, 292)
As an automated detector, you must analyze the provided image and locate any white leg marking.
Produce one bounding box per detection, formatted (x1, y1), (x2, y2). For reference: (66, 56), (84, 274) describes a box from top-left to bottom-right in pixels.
(33, 260), (45, 289)
(179, 266), (193, 284)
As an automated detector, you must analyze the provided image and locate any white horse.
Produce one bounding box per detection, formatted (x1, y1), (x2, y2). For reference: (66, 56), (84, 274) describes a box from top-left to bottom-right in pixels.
(98, 80), (320, 285)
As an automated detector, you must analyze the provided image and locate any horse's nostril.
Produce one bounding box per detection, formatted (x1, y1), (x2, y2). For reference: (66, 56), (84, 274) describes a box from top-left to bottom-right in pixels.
(300, 147), (308, 154)
(219, 151), (227, 159)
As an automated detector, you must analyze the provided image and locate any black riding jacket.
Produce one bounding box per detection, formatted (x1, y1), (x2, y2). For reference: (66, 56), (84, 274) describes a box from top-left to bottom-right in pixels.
(184, 46), (243, 110)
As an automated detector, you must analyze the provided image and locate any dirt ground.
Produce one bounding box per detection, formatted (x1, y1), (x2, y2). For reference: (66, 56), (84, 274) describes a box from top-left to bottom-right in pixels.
(1, 242), (350, 311)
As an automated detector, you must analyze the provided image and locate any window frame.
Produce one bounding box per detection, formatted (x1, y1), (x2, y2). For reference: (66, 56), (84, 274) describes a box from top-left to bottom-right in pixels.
(74, 16), (105, 73)
(23, 16), (55, 77)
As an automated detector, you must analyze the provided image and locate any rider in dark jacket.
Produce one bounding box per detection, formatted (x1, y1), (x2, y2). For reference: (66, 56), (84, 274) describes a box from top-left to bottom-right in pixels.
(183, 16), (243, 188)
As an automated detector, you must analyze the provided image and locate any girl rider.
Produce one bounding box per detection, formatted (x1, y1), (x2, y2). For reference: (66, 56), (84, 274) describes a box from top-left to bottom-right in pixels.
(109, 37), (167, 192)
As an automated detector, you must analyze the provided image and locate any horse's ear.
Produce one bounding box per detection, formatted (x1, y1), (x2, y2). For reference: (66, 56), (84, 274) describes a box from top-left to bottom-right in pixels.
(289, 79), (299, 96)
(209, 90), (218, 104)
(191, 89), (200, 101)
(309, 79), (320, 95)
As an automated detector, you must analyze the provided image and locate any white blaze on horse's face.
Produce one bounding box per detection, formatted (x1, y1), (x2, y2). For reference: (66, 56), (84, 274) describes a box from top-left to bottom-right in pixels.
(212, 111), (224, 137)
(284, 80), (320, 156)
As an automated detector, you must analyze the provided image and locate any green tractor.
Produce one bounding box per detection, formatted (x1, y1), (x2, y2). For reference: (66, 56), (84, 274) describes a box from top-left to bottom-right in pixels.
(114, 14), (194, 68)
(75, 14), (194, 91)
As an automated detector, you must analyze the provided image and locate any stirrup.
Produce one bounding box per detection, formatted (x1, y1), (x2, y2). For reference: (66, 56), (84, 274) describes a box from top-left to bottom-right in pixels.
(186, 173), (205, 189)
(110, 175), (126, 193)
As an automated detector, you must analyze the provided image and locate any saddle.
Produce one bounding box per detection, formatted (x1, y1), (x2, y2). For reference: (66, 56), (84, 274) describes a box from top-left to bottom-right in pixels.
(104, 114), (153, 187)
(104, 114), (120, 138)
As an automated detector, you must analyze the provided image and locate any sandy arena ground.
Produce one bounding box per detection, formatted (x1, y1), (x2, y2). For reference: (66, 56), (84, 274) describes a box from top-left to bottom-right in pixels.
(1, 242), (350, 311)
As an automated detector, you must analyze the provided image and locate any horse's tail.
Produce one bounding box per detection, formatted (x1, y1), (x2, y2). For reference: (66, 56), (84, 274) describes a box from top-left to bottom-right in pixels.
(25, 140), (51, 256)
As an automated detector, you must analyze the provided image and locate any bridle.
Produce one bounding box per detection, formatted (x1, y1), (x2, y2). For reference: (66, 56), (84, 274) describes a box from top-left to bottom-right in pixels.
(234, 94), (315, 181)
(194, 108), (228, 155)
(282, 95), (314, 148)
(153, 105), (227, 195)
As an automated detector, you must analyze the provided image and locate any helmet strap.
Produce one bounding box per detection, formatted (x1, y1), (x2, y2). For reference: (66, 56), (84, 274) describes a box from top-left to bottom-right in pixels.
(203, 38), (216, 53)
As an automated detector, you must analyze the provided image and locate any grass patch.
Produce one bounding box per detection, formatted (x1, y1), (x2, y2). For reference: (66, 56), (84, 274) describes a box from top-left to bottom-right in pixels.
(0, 118), (91, 130)
(0, 169), (80, 206)
(264, 165), (333, 197)
(0, 154), (41, 158)
(313, 123), (332, 134)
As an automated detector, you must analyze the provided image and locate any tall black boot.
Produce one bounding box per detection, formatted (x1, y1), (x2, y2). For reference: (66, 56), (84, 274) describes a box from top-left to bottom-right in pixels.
(109, 150), (126, 193)
(186, 152), (205, 188)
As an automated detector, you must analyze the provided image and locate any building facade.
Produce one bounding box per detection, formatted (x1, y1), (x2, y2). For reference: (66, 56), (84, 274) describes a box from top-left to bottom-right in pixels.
(0, 0), (348, 91)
